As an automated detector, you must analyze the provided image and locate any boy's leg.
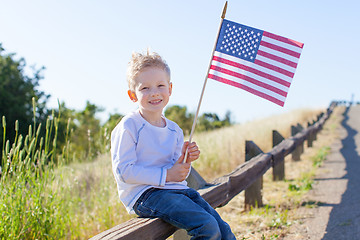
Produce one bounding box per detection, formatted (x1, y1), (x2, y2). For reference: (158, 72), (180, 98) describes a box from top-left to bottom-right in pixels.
(134, 188), (236, 240)
(185, 188), (236, 240)
(134, 188), (222, 240)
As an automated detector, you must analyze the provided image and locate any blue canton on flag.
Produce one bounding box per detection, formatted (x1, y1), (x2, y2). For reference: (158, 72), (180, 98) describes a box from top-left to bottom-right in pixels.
(216, 20), (263, 63)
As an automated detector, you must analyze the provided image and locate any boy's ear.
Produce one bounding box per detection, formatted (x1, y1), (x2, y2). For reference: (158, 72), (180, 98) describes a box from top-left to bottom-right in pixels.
(169, 82), (173, 96)
(127, 90), (137, 102)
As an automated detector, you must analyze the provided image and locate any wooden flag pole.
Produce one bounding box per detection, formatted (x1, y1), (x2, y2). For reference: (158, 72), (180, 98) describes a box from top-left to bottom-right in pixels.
(183, 1), (228, 163)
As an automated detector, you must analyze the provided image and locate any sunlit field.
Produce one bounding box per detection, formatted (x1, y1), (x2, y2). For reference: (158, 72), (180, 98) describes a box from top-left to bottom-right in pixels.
(1, 107), (331, 239)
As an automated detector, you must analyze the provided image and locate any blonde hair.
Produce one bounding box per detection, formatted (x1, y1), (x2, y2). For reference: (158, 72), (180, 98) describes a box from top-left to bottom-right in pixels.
(126, 49), (171, 91)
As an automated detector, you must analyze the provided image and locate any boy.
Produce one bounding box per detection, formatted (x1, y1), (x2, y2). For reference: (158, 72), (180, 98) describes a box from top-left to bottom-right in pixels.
(111, 49), (236, 240)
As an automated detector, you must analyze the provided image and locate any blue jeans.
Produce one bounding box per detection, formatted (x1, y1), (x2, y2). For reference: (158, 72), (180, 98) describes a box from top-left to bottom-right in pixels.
(133, 188), (236, 240)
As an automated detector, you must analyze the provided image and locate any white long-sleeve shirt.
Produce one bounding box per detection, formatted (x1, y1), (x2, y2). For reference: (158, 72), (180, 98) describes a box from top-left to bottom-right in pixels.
(111, 110), (189, 213)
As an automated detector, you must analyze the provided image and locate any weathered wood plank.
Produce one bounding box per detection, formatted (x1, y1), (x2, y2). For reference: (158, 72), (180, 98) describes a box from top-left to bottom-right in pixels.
(199, 181), (229, 208)
(90, 218), (177, 240)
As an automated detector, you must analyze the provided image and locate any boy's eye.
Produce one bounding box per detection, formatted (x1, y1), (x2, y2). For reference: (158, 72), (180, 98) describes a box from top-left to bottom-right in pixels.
(140, 87), (148, 91)
(158, 84), (165, 87)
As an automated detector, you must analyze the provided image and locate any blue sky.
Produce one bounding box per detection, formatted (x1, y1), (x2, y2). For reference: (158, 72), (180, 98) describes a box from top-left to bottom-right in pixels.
(1, 0), (359, 124)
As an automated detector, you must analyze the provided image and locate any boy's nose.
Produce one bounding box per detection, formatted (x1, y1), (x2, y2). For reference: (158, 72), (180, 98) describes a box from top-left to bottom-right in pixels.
(150, 89), (159, 96)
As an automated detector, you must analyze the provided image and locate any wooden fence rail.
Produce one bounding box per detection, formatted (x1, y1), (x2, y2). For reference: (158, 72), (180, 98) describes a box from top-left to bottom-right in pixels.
(91, 101), (338, 240)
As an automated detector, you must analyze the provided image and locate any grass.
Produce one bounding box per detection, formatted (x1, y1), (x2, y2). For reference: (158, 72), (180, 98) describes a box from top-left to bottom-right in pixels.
(1, 104), (342, 239)
(51, 155), (134, 238)
(0, 99), (70, 239)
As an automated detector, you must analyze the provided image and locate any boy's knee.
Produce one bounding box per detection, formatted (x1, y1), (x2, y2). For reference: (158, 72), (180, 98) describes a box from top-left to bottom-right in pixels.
(194, 216), (221, 239)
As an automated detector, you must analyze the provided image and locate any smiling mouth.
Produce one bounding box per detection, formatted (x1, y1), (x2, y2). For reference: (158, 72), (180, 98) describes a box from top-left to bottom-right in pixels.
(149, 99), (162, 104)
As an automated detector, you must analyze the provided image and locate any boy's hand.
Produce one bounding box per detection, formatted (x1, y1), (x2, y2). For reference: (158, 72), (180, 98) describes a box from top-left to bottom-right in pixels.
(182, 141), (200, 163)
(166, 157), (190, 182)
(166, 141), (200, 182)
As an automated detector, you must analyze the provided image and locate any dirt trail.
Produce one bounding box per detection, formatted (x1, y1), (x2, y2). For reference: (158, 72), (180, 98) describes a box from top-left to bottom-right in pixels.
(283, 105), (360, 240)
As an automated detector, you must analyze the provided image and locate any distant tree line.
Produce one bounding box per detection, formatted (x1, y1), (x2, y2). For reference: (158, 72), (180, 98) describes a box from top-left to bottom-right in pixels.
(165, 105), (232, 135)
(0, 44), (232, 164)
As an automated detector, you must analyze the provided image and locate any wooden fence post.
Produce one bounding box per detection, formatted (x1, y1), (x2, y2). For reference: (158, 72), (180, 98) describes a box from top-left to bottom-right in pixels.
(312, 120), (317, 141)
(291, 125), (302, 161)
(272, 130), (285, 181)
(307, 122), (314, 148)
(296, 124), (304, 153)
(245, 141), (263, 210)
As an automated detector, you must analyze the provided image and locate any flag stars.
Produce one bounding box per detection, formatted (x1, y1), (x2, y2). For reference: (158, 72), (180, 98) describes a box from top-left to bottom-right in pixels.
(218, 21), (263, 62)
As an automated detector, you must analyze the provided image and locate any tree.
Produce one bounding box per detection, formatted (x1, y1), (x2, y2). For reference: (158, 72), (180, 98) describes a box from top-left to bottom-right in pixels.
(197, 111), (232, 132)
(103, 113), (124, 132)
(164, 105), (233, 134)
(70, 101), (104, 160)
(0, 44), (49, 154)
(164, 105), (194, 135)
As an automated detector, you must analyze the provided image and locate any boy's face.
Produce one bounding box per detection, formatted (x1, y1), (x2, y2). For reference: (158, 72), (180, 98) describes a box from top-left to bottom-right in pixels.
(128, 67), (172, 116)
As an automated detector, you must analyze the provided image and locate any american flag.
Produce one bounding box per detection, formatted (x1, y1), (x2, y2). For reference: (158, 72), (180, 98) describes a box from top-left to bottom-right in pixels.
(208, 19), (304, 107)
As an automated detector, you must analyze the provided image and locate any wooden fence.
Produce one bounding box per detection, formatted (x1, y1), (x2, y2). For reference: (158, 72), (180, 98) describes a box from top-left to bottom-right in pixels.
(91, 101), (338, 240)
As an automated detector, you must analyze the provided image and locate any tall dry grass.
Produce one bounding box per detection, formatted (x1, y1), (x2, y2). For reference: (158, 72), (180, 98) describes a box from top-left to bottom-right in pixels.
(192, 108), (323, 181)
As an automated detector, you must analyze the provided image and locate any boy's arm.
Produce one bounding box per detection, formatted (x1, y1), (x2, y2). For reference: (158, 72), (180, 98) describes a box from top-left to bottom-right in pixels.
(111, 128), (167, 187)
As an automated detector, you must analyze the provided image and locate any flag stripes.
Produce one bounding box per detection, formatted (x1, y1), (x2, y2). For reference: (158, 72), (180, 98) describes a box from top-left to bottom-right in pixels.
(256, 50), (298, 69)
(208, 73), (285, 106)
(208, 19), (303, 107)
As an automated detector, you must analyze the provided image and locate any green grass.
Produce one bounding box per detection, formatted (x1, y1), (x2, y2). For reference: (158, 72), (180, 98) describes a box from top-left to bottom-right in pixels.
(288, 172), (314, 193)
(312, 146), (331, 167)
(0, 99), (71, 239)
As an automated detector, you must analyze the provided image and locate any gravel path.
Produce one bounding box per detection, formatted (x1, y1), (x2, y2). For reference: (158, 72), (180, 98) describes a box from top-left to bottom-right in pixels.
(283, 105), (360, 240)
